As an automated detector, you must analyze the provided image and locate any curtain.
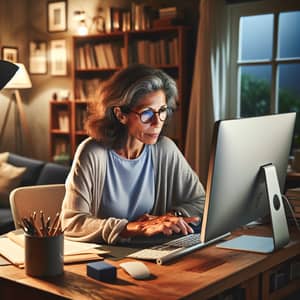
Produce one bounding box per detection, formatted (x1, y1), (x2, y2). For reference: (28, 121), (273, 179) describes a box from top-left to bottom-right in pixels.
(185, 0), (231, 185)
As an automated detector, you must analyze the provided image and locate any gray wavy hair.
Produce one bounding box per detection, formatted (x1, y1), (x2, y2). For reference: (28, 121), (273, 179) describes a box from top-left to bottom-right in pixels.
(85, 64), (178, 149)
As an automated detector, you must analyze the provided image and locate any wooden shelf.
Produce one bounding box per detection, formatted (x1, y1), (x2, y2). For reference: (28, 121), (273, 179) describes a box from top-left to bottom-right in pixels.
(49, 101), (72, 163)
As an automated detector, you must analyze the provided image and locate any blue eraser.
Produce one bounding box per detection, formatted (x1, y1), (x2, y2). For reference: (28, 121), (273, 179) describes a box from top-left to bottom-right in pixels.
(87, 261), (116, 282)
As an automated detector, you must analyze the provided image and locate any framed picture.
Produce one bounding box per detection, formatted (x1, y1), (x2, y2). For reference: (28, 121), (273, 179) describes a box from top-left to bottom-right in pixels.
(50, 39), (67, 76)
(29, 41), (47, 74)
(1, 46), (18, 62)
(47, 1), (67, 32)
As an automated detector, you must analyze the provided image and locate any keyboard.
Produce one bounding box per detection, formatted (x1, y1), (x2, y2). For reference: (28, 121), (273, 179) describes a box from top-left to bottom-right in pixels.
(127, 232), (231, 264)
(128, 233), (201, 261)
(165, 233), (200, 247)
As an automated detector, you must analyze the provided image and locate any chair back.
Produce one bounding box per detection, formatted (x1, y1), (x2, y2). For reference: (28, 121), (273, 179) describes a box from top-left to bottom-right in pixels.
(9, 184), (65, 229)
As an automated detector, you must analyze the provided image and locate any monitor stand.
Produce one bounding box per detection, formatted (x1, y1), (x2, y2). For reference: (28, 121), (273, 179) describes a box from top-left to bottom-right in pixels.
(217, 164), (290, 253)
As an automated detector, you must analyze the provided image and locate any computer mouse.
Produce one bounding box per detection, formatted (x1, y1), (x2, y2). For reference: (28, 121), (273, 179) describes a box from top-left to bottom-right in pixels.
(119, 261), (151, 280)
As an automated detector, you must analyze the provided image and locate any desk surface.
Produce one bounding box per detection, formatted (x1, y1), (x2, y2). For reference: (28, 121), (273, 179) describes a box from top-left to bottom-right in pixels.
(1, 226), (300, 300)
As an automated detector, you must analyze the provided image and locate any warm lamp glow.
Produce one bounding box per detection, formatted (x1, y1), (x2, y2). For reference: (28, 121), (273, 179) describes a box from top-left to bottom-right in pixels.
(5, 63), (32, 89)
(77, 20), (89, 35)
(73, 10), (88, 36)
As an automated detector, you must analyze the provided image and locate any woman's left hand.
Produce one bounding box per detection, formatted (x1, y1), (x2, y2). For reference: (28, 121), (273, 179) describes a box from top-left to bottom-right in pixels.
(132, 214), (200, 236)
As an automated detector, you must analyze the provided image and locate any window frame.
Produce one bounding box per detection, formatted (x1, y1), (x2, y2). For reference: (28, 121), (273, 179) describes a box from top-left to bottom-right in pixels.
(228, 0), (300, 118)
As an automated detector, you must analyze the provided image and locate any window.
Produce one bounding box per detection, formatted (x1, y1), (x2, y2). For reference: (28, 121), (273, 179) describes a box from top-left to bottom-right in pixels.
(230, 2), (300, 147)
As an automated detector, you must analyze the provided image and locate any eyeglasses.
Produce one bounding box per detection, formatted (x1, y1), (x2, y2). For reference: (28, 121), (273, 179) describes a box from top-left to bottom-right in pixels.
(129, 106), (172, 123)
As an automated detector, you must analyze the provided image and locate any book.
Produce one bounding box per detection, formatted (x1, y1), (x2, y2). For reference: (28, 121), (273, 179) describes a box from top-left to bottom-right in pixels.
(286, 187), (300, 198)
(103, 44), (116, 68)
(0, 229), (108, 267)
(111, 44), (122, 67)
(78, 46), (87, 69)
(58, 111), (69, 131)
(94, 44), (109, 68)
(285, 188), (300, 219)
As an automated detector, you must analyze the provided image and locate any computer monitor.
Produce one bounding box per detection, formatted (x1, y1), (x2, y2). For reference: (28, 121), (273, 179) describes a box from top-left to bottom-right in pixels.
(200, 112), (296, 253)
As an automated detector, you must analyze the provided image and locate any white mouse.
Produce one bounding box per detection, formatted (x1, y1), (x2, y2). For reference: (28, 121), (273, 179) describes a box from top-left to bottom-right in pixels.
(119, 261), (151, 280)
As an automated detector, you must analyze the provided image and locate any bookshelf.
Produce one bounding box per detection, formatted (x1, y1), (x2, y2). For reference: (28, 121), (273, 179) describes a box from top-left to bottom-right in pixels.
(49, 101), (72, 164)
(70, 26), (192, 154)
(73, 100), (89, 155)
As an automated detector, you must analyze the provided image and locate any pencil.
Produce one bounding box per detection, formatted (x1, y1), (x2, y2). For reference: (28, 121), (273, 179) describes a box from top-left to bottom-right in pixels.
(40, 211), (47, 236)
(29, 216), (43, 237)
(52, 217), (61, 236)
(46, 216), (51, 232)
(49, 212), (60, 236)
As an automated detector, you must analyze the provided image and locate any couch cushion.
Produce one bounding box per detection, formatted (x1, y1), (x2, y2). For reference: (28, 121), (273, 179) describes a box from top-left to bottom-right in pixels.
(0, 208), (14, 234)
(0, 152), (9, 163)
(7, 153), (44, 186)
(0, 162), (26, 208)
(36, 162), (69, 185)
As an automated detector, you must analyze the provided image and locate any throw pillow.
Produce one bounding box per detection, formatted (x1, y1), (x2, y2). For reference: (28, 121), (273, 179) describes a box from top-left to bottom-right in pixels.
(0, 152), (9, 163)
(0, 162), (26, 208)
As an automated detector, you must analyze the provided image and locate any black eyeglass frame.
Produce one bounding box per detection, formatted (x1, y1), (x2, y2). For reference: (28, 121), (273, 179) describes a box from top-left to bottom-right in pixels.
(129, 106), (173, 124)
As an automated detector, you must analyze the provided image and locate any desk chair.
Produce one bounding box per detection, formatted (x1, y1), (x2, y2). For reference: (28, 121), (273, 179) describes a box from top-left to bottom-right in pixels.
(9, 184), (65, 229)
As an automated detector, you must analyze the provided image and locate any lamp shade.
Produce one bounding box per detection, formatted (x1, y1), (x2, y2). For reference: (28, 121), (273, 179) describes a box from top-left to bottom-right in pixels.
(0, 60), (19, 90)
(5, 63), (32, 89)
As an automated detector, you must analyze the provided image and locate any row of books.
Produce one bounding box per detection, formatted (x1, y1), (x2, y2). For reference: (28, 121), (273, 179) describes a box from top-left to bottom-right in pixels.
(285, 187), (300, 220)
(76, 36), (179, 71)
(131, 3), (153, 31)
(131, 37), (178, 66)
(75, 43), (125, 70)
(74, 79), (101, 101)
(269, 259), (300, 292)
(108, 4), (185, 33)
(107, 4), (152, 33)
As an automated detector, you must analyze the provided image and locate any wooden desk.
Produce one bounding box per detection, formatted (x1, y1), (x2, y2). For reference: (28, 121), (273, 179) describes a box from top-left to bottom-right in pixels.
(0, 226), (300, 300)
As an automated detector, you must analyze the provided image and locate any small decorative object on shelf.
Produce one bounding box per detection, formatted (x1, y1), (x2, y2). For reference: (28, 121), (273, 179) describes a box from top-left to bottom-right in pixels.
(93, 7), (106, 33)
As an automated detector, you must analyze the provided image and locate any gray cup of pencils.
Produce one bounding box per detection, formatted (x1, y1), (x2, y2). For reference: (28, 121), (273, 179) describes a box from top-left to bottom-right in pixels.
(23, 211), (64, 277)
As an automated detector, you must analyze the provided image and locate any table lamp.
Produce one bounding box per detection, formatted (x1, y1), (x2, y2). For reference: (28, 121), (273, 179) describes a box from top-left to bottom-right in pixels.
(0, 63), (32, 152)
(0, 60), (19, 90)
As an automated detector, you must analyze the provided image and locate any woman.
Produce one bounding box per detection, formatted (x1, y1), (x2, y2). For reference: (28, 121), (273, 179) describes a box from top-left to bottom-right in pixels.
(61, 64), (205, 244)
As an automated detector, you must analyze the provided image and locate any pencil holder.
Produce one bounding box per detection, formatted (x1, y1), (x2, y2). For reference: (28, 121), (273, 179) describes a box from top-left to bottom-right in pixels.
(24, 233), (64, 277)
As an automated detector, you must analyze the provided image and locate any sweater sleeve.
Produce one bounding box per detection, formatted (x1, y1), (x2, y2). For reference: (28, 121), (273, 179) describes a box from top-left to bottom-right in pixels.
(61, 139), (128, 244)
(152, 137), (205, 219)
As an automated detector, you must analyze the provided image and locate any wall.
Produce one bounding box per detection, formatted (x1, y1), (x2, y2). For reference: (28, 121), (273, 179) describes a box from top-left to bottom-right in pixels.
(0, 0), (199, 161)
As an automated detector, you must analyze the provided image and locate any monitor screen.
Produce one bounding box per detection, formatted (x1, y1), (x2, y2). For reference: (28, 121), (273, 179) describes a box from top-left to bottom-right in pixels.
(200, 113), (296, 252)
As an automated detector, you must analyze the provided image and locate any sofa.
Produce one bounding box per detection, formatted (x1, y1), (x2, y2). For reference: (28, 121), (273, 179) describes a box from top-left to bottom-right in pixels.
(0, 152), (70, 234)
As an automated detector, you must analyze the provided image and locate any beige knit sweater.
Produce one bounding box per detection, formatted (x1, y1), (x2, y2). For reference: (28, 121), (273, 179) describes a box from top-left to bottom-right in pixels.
(61, 136), (205, 244)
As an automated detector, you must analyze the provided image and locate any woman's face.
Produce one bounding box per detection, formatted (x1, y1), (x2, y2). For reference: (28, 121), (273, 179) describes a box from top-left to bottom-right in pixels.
(126, 89), (167, 145)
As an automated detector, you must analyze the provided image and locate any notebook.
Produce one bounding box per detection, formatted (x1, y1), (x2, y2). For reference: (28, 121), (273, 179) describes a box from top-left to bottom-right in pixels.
(122, 232), (230, 265)
(0, 229), (108, 267)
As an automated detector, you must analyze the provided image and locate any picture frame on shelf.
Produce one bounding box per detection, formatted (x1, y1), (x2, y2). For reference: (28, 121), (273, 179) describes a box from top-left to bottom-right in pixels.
(29, 41), (47, 74)
(1, 46), (18, 63)
(47, 1), (67, 32)
(50, 39), (67, 76)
